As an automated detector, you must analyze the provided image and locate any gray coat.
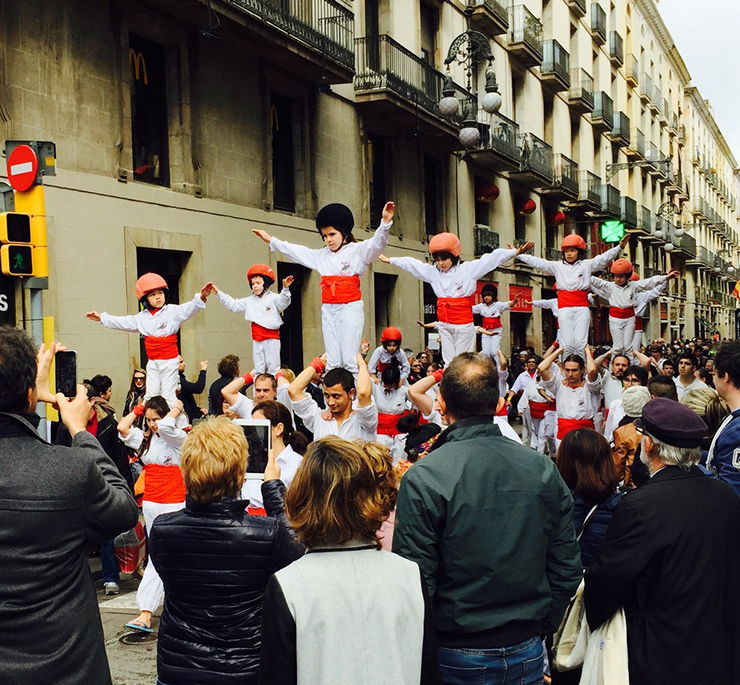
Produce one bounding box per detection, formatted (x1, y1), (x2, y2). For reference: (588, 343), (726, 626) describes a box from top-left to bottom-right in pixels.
(0, 412), (139, 685)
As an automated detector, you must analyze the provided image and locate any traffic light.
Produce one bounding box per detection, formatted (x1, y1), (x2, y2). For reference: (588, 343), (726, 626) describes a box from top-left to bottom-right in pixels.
(0, 212), (34, 276)
(600, 220), (625, 243)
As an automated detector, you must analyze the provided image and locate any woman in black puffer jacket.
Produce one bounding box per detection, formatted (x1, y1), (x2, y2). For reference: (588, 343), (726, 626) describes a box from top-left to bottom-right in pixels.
(149, 416), (304, 685)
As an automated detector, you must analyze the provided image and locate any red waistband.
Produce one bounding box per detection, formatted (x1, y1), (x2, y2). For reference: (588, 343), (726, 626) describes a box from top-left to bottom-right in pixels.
(247, 506), (267, 516)
(481, 316), (502, 329)
(377, 410), (414, 436)
(142, 463), (185, 504)
(437, 296), (474, 324)
(496, 404), (508, 417)
(320, 275), (361, 304)
(557, 290), (589, 308)
(610, 306), (635, 319)
(530, 400), (556, 419)
(145, 334), (178, 360)
(251, 322), (280, 341)
(557, 417), (595, 440)
(634, 316), (643, 331)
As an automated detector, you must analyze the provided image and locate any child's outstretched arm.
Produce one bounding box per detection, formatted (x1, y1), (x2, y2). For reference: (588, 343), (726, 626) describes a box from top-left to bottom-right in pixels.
(354, 201), (395, 265)
(275, 275), (293, 313)
(167, 289), (209, 328)
(514, 242), (555, 274)
(254, 228), (320, 270)
(355, 353), (373, 409)
(385, 254), (437, 282)
(212, 284), (248, 314)
(462, 245), (518, 281)
(586, 234), (629, 273)
(91, 310), (141, 333)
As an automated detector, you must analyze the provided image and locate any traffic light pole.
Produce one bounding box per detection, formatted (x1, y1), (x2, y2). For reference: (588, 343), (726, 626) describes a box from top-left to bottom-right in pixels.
(25, 277), (48, 439)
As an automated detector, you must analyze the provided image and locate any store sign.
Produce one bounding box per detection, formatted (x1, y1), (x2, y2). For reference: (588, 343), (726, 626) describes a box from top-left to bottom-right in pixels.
(0, 276), (16, 324)
(509, 284), (532, 312)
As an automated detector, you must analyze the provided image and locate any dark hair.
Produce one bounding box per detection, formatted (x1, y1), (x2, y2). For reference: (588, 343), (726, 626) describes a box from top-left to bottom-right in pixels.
(623, 365), (648, 386)
(380, 365), (401, 388)
(612, 354), (630, 367)
(481, 284), (498, 298)
(439, 352), (499, 419)
(139, 396), (171, 456)
(87, 374), (112, 396)
(127, 369), (146, 395)
(397, 412), (441, 462)
(251, 399), (308, 455)
(431, 250), (460, 266)
(648, 375), (679, 401)
(696, 367), (714, 387)
(140, 290), (169, 310)
(556, 428), (618, 504)
(0, 326), (38, 413)
(250, 274), (275, 289)
(562, 354), (585, 369)
(526, 355), (539, 365)
(662, 357), (675, 369)
(677, 352), (698, 368)
(714, 340), (740, 388)
(323, 367), (355, 393)
(217, 354), (240, 377)
(254, 373), (277, 390)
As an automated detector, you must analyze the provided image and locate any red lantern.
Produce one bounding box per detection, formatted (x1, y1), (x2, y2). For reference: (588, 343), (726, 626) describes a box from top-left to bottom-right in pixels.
(552, 211), (566, 225)
(518, 199), (537, 216)
(476, 182), (499, 203)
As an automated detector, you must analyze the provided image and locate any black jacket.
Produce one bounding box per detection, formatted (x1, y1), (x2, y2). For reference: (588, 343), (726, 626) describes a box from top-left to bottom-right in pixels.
(179, 370), (206, 423)
(150, 480), (304, 684)
(585, 466), (740, 685)
(572, 490), (624, 569)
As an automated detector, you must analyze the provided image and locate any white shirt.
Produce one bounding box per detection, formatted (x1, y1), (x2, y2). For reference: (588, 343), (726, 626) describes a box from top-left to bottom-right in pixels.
(589, 275), (667, 310)
(674, 375), (710, 400)
(422, 409), (521, 444)
(511, 370), (537, 395)
(291, 395), (378, 441)
(604, 398), (625, 446)
(121, 416), (186, 465)
(241, 444), (303, 509)
(100, 294), (206, 339)
(472, 301), (511, 328)
(230, 385), (292, 420)
(542, 367), (603, 421)
(601, 371), (624, 408)
(367, 347), (411, 379)
(531, 298), (559, 318)
(371, 384), (410, 415)
(269, 220), (392, 277)
(216, 288), (291, 329)
(518, 245), (621, 292)
(635, 280), (668, 317)
(389, 249), (516, 298)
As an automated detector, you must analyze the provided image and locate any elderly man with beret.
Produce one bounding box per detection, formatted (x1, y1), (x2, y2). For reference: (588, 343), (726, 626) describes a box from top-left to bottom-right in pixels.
(585, 398), (740, 685)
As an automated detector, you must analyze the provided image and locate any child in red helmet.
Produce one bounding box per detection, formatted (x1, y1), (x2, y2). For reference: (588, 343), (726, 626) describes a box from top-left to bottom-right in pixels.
(473, 284), (523, 360)
(590, 259), (679, 356)
(368, 327), (410, 382)
(380, 233), (522, 365)
(86, 273), (214, 406)
(253, 201), (395, 374)
(211, 265), (293, 375)
(517, 233), (630, 359)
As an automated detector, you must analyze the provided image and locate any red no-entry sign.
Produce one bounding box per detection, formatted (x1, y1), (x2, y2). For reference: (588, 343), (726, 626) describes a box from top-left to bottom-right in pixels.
(6, 144), (39, 192)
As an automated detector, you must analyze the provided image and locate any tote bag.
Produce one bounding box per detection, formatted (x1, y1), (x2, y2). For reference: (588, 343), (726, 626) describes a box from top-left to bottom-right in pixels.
(578, 608), (629, 685)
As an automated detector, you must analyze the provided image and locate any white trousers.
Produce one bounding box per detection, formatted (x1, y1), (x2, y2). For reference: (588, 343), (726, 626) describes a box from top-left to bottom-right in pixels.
(137, 499), (185, 612)
(543, 411), (558, 458)
(529, 417), (544, 452)
(521, 406), (531, 446)
(558, 307), (591, 360)
(480, 328), (503, 359)
(145, 357), (180, 407)
(437, 322), (476, 366)
(322, 300), (364, 374)
(253, 338), (282, 375)
(632, 328), (644, 354)
(609, 315), (636, 356)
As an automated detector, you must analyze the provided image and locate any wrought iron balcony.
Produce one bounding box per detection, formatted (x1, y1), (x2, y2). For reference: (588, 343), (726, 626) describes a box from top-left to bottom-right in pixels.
(599, 183), (620, 218)
(625, 54), (639, 87)
(621, 196), (637, 227)
(659, 98), (669, 126)
(567, 68), (594, 113)
(590, 3), (607, 44)
(575, 170), (602, 209)
(666, 170), (683, 196)
(508, 5), (543, 67)
(468, 0), (509, 37)
(543, 152), (579, 199)
(650, 84), (661, 113)
(645, 144), (665, 177)
(540, 39), (570, 92)
(630, 205), (652, 237)
(609, 31), (624, 66)
(226, 0), (354, 73)
(509, 132), (554, 187)
(591, 91), (614, 131)
(625, 127), (644, 158)
(674, 232), (697, 258)
(607, 111), (630, 147)
(566, 0), (587, 17)
(688, 245), (712, 268)
(466, 110), (521, 172)
(640, 73), (653, 103)
(474, 225), (501, 255)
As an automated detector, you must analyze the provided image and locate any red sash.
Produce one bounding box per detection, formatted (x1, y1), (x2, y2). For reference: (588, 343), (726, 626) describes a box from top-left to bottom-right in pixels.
(557, 290), (589, 308)
(251, 322), (280, 341)
(377, 410), (413, 437)
(530, 400), (556, 420)
(437, 296), (474, 324)
(320, 275), (362, 304)
(610, 306), (635, 319)
(556, 417), (595, 440)
(634, 316), (643, 331)
(145, 334), (178, 360)
(377, 360), (390, 373)
(496, 404), (508, 417)
(247, 506), (267, 516)
(142, 464), (185, 504)
(481, 316), (502, 330)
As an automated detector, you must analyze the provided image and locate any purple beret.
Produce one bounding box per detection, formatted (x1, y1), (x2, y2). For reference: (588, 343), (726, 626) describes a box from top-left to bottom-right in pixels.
(634, 398), (708, 448)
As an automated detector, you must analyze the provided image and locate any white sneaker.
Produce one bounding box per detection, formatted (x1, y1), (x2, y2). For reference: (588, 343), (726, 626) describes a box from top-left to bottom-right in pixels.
(104, 582), (120, 596)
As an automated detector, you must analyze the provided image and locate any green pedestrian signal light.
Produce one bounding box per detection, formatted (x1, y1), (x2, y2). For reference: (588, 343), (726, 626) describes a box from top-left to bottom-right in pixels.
(1, 244), (33, 276)
(600, 220), (625, 243)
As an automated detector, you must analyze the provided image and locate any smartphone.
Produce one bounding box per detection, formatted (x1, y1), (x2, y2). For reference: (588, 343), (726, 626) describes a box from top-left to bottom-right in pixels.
(55, 350), (77, 398)
(233, 418), (271, 479)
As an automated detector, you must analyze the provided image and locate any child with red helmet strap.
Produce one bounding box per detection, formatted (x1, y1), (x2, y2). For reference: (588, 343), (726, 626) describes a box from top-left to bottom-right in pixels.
(367, 326), (411, 381)
(86, 274), (214, 406)
(253, 201), (395, 375)
(211, 264), (293, 375)
(379, 233), (523, 366)
(473, 284), (523, 360)
(517, 233), (630, 358)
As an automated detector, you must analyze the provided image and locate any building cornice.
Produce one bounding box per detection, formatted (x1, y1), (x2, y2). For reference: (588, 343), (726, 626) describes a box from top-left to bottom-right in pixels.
(685, 87), (738, 167)
(635, 0), (692, 85)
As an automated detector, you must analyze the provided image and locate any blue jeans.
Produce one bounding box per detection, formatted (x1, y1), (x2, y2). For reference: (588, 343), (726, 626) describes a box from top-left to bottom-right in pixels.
(438, 635), (545, 685)
(100, 538), (120, 584)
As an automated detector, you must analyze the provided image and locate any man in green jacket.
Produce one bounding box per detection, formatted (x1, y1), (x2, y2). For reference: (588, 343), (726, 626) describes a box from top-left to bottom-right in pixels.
(393, 352), (581, 684)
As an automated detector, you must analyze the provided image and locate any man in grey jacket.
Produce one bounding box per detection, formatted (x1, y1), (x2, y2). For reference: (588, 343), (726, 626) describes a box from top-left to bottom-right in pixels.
(0, 327), (139, 685)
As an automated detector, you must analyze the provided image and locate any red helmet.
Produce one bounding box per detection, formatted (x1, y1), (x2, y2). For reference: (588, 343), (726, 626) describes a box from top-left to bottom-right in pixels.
(561, 234), (587, 251)
(429, 232), (461, 257)
(135, 273), (168, 300)
(247, 264), (276, 284)
(381, 326), (402, 343)
(630, 272), (640, 281)
(610, 259), (634, 275)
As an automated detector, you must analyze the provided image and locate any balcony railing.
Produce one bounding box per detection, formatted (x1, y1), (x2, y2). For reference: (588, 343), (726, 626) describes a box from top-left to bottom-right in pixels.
(468, 0), (510, 34)
(578, 170), (601, 205)
(600, 183), (620, 216)
(609, 31), (623, 65)
(566, 0), (587, 16)
(590, 3), (607, 44)
(621, 196), (637, 227)
(675, 232), (696, 257)
(552, 152), (579, 195)
(628, 127), (645, 157)
(696, 245), (711, 266)
(652, 85), (662, 109)
(568, 68), (594, 110)
(518, 132), (553, 182)
(477, 109), (521, 164)
(640, 73), (653, 102)
(509, 5), (544, 60)
(354, 35), (445, 116)
(592, 91), (614, 129)
(541, 39), (570, 84)
(610, 111), (630, 145)
(625, 54), (639, 85)
(229, 0), (354, 70)
(638, 206), (651, 231)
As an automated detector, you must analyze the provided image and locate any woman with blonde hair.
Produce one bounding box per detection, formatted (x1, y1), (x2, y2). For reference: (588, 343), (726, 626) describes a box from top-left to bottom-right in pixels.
(259, 436), (440, 685)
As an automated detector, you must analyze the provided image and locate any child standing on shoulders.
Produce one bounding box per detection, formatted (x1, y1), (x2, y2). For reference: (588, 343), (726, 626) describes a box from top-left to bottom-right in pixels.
(211, 264), (293, 375)
(86, 274), (213, 406)
(474, 284), (522, 359)
(253, 201), (395, 374)
(368, 327), (410, 382)
(380, 234), (524, 366)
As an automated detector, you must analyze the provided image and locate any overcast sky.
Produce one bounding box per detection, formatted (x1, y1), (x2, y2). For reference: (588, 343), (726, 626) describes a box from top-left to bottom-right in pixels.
(657, 0), (740, 163)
